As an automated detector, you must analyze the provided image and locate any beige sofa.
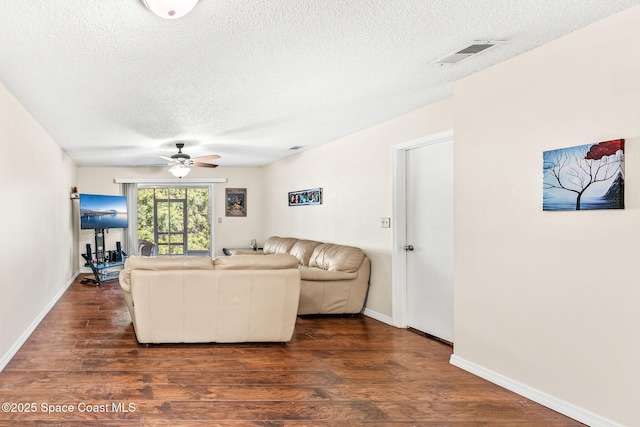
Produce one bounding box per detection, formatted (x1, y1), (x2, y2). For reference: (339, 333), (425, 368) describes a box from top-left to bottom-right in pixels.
(233, 236), (370, 315)
(118, 254), (301, 344)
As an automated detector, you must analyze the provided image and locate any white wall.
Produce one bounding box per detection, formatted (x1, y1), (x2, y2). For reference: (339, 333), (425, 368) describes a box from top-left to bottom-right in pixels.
(78, 166), (263, 260)
(453, 6), (640, 426)
(262, 98), (453, 318)
(0, 83), (78, 369)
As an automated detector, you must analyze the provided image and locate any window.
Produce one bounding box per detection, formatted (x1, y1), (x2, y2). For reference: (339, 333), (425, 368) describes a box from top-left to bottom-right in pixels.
(137, 186), (210, 256)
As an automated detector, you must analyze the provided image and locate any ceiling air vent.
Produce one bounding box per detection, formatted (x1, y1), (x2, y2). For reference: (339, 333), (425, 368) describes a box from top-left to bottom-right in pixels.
(435, 40), (504, 65)
(288, 146), (303, 151)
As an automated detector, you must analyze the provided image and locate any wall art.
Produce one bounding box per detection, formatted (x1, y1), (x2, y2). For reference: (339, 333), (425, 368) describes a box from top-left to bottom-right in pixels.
(225, 188), (247, 216)
(543, 139), (624, 211)
(289, 187), (323, 206)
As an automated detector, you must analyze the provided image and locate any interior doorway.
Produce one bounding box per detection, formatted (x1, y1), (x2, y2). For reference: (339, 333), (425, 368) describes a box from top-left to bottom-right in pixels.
(392, 130), (454, 342)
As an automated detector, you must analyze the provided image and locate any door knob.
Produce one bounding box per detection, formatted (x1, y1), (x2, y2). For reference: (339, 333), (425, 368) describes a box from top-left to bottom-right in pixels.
(404, 245), (414, 251)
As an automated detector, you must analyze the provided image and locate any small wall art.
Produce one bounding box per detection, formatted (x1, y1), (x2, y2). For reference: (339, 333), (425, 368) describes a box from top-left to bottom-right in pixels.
(543, 139), (624, 211)
(288, 187), (323, 206)
(225, 188), (247, 216)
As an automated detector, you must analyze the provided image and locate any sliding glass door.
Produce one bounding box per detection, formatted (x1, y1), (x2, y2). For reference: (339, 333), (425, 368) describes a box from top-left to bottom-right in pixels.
(137, 186), (210, 256)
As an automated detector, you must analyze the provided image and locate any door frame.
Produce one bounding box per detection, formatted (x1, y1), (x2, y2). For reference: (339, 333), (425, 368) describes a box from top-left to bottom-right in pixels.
(391, 129), (453, 328)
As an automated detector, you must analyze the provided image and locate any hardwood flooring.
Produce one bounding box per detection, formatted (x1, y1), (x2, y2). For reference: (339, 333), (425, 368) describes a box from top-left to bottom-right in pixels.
(0, 275), (584, 426)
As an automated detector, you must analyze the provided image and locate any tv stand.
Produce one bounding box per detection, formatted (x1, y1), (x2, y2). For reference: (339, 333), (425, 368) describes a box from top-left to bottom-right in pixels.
(81, 229), (127, 286)
(80, 255), (126, 286)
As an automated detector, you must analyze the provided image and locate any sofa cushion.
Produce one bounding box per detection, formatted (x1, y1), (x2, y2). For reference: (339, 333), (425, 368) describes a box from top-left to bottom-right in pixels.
(126, 255), (213, 270)
(120, 256), (213, 292)
(299, 266), (358, 281)
(262, 236), (299, 255)
(309, 243), (365, 273)
(214, 254), (298, 270)
(289, 239), (323, 266)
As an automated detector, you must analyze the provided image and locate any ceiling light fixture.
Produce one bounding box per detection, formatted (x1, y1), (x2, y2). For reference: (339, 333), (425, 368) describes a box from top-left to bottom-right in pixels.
(169, 164), (191, 178)
(140, 0), (199, 19)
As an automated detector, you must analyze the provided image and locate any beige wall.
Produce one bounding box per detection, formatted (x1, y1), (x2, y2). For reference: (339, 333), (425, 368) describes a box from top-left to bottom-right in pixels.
(262, 98), (453, 318)
(0, 83), (78, 368)
(453, 6), (640, 426)
(78, 166), (264, 260)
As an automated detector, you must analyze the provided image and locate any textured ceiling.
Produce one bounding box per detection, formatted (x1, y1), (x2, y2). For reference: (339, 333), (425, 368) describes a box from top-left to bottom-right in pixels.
(1, 0), (639, 167)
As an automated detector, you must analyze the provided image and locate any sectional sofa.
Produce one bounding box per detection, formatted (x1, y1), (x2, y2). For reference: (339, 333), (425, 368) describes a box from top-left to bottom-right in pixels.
(232, 236), (371, 315)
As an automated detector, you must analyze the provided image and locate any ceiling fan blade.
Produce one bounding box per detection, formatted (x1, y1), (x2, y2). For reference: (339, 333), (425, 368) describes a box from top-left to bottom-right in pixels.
(194, 162), (218, 168)
(193, 154), (221, 162)
(159, 155), (175, 162)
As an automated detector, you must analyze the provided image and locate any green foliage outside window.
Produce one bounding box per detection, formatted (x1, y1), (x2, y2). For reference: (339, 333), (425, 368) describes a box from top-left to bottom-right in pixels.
(187, 189), (210, 251)
(137, 188), (155, 243)
(137, 187), (210, 255)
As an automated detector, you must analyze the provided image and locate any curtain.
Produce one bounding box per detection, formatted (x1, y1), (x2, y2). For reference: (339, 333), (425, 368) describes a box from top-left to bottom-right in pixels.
(120, 183), (139, 256)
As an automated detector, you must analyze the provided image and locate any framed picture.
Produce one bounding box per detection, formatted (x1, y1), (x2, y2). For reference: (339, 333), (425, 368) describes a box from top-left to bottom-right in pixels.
(225, 188), (247, 217)
(543, 139), (625, 211)
(289, 187), (323, 206)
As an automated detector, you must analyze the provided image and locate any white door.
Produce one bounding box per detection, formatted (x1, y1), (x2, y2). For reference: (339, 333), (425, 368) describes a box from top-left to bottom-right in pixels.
(405, 138), (454, 342)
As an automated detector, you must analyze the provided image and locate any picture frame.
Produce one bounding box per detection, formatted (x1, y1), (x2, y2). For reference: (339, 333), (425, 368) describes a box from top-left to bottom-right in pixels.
(543, 139), (625, 211)
(225, 188), (247, 217)
(289, 187), (323, 206)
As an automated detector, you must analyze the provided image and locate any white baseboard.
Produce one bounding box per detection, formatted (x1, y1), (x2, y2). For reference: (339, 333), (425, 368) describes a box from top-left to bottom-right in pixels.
(362, 308), (394, 326)
(449, 354), (621, 427)
(0, 273), (78, 372)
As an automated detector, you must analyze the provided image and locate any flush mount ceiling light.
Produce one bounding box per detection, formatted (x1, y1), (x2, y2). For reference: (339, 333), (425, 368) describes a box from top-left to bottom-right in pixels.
(140, 0), (199, 19)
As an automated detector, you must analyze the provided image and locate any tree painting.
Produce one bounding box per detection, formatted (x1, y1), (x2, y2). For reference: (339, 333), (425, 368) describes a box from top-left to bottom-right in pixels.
(543, 139), (624, 211)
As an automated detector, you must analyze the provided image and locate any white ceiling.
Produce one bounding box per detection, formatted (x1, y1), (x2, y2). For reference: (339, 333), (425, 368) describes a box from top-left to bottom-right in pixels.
(1, 1), (639, 167)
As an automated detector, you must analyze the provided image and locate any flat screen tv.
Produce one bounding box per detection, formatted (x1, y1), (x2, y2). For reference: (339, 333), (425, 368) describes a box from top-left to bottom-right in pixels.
(80, 194), (128, 229)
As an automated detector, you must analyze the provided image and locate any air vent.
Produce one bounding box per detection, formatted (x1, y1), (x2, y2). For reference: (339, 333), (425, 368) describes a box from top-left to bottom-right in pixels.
(288, 146), (303, 151)
(435, 40), (504, 65)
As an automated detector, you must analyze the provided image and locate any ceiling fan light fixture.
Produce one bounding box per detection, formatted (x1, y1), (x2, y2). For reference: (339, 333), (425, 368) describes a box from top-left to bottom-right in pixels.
(140, 0), (199, 19)
(169, 164), (191, 178)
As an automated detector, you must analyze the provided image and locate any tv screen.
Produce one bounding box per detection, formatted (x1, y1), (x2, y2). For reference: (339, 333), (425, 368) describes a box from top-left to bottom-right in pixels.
(80, 194), (129, 229)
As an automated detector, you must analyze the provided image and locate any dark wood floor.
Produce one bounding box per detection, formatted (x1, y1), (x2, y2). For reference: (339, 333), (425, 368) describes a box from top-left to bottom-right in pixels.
(0, 275), (583, 426)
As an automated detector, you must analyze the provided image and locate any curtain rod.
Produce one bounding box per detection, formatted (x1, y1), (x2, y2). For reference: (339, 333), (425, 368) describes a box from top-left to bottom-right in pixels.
(114, 178), (228, 184)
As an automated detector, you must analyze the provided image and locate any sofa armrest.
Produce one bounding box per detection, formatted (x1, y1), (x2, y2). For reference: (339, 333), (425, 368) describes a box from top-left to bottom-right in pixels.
(229, 249), (266, 255)
(119, 269), (131, 293)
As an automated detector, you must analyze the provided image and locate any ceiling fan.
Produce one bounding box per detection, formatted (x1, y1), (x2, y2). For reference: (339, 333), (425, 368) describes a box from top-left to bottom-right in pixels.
(160, 143), (220, 178)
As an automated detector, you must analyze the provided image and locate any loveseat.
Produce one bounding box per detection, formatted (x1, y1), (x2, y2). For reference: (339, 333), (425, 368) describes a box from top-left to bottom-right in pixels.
(231, 236), (370, 315)
(118, 254), (301, 344)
